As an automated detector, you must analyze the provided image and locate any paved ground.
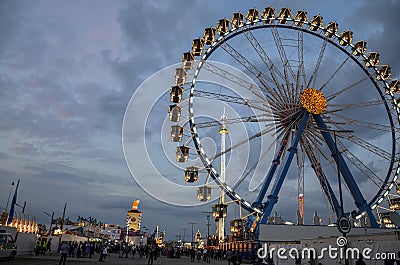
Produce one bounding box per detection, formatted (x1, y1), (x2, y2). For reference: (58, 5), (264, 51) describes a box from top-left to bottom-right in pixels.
(1, 253), (230, 265)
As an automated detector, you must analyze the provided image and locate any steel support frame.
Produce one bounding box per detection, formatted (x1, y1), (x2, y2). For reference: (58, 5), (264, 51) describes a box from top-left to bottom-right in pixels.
(259, 112), (310, 224)
(312, 114), (379, 228)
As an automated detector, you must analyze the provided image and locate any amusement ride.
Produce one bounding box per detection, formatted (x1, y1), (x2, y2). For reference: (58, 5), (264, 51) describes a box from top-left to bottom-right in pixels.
(167, 6), (400, 240)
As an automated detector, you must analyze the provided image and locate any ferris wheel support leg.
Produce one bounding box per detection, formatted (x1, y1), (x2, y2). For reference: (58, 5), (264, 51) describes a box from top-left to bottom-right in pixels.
(247, 131), (291, 232)
(254, 130), (292, 209)
(312, 114), (379, 228)
(259, 112), (310, 224)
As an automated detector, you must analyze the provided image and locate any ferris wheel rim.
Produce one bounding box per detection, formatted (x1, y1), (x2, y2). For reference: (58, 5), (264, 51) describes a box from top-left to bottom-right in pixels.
(185, 12), (400, 219)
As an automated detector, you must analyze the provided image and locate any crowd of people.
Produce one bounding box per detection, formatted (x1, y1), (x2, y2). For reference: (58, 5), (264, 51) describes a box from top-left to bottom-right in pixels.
(34, 238), (268, 265)
(34, 237), (52, 255)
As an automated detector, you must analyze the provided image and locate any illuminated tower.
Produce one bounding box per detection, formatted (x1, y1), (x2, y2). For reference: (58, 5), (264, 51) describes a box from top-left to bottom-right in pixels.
(127, 200), (142, 232)
(217, 110), (229, 242)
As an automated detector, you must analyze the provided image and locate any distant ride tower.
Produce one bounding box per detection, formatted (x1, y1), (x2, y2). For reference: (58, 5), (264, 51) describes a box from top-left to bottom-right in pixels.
(217, 111), (229, 242)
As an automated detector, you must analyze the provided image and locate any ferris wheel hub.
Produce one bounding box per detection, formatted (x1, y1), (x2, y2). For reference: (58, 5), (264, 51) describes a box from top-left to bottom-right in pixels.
(300, 88), (327, 114)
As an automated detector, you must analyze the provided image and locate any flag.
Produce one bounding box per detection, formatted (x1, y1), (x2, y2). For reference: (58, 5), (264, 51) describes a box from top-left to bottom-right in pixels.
(7, 180), (20, 224)
(131, 199), (140, 211)
(151, 225), (158, 240)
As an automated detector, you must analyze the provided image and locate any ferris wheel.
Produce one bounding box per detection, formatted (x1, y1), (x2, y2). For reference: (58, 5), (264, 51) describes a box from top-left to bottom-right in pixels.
(168, 6), (400, 231)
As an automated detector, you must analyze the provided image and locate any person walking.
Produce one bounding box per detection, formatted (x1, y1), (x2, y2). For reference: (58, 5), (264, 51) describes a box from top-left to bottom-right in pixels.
(46, 238), (52, 256)
(148, 246), (154, 265)
(190, 247), (196, 262)
(227, 249), (233, 265)
(59, 241), (70, 265)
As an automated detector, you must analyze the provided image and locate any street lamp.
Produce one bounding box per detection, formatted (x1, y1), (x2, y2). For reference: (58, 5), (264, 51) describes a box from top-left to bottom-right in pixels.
(202, 211), (212, 245)
(180, 228), (188, 242)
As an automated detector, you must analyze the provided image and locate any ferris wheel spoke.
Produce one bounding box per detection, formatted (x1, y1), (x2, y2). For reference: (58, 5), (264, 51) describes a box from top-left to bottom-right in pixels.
(253, 129), (293, 208)
(307, 39), (328, 89)
(337, 134), (394, 162)
(339, 143), (385, 188)
(232, 128), (288, 191)
(194, 115), (275, 129)
(321, 115), (395, 161)
(201, 61), (283, 104)
(320, 57), (350, 92)
(208, 123), (280, 163)
(326, 99), (388, 113)
(304, 130), (333, 163)
(270, 25), (297, 90)
(296, 30), (306, 98)
(326, 73), (373, 102)
(242, 29), (287, 96)
(193, 90), (273, 112)
(219, 41), (286, 103)
(325, 112), (400, 133)
(301, 136), (342, 217)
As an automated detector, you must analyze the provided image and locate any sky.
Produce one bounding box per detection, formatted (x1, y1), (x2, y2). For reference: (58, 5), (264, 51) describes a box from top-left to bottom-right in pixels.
(0, 0), (399, 241)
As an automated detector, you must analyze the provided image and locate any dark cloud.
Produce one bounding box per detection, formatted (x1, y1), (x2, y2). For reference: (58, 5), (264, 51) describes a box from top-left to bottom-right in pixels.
(345, 1), (400, 71)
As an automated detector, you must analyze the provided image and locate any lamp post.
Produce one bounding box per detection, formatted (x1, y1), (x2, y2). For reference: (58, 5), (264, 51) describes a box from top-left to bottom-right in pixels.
(202, 211), (212, 245)
(188, 222), (197, 244)
(180, 228), (188, 242)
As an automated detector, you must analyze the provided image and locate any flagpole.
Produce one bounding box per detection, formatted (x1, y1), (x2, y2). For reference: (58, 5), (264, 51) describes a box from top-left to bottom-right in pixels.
(61, 202), (67, 231)
(7, 180), (20, 225)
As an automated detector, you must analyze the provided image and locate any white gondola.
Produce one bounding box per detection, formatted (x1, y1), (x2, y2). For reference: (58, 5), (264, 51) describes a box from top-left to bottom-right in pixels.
(231, 12), (244, 29)
(168, 105), (181, 122)
(176, 145), (190, 162)
(377, 65), (391, 81)
(212, 203), (227, 219)
(184, 166), (199, 183)
(246, 8), (259, 24)
(229, 218), (244, 234)
(182, 52), (195, 70)
(192, 38), (205, 57)
(170, 85), (183, 103)
(293, 10), (307, 26)
(309, 15), (323, 31)
(277, 7), (291, 24)
(217, 18), (230, 35)
(352, 40), (367, 56)
(365, 52), (380, 68)
(380, 212), (393, 227)
(175, 68), (187, 85)
(339, 30), (353, 46)
(389, 197), (400, 211)
(389, 80), (400, 94)
(197, 186), (211, 201)
(204, 27), (216, 45)
(324, 21), (338, 38)
(261, 7), (275, 21)
(170, 125), (183, 142)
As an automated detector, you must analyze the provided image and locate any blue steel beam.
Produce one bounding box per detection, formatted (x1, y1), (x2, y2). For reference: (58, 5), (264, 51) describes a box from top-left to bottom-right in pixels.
(259, 112), (310, 224)
(253, 130), (291, 209)
(246, 130), (291, 231)
(312, 114), (379, 227)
